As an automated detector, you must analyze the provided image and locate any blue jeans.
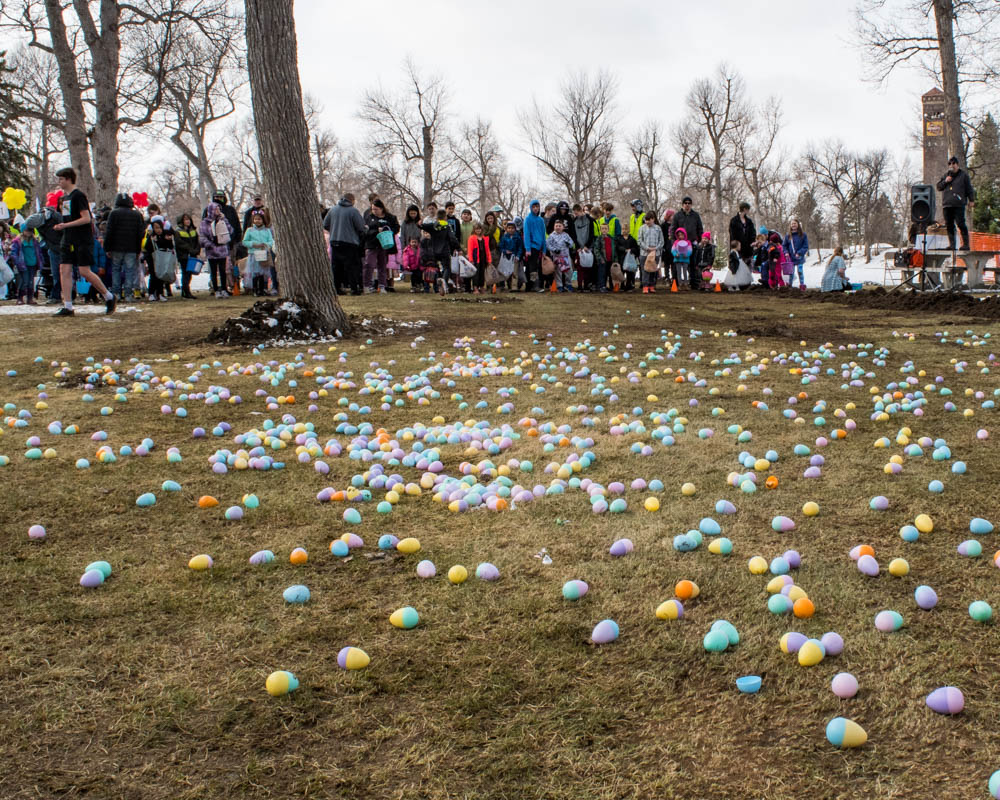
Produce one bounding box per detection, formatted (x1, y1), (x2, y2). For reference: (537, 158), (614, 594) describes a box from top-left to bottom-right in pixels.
(47, 247), (62, 298)
(109, 251), (139, 296)
(790, 261), (805, 287)
(17, 267), (37, 300)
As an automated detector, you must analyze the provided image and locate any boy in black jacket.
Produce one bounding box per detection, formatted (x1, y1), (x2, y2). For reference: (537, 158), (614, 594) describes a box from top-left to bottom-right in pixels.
(420, 211), (459, 294)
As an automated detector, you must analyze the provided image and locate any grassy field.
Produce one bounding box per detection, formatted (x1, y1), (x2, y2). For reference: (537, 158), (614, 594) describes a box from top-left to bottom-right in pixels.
(2, 289), (999, 800)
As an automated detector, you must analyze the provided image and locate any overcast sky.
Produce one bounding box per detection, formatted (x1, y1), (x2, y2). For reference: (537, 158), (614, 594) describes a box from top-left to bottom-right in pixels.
(292, 0), (928, 185)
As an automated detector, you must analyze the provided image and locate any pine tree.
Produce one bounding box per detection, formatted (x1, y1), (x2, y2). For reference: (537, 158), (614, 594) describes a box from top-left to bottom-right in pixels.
(970, 114), (1000, 233)
(0, 51), (29, 188)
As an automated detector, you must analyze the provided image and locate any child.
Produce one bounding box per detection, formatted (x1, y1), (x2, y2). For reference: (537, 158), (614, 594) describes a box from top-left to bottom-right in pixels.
(466, 222), (492, 294)
(766, 233), (787, 288)
(9, 226), (42, 304)
(693, 232), (715, 291)
(593, 222), (618, 293)
(724, 240), (753, 290)
(821, 246), (849, 291)
(752, 230), (769, 286)
(402, 236), (422, 292)
(671, 228), (693, 289)
(545, 219), (575, 292)
(637, 213), (664, 294)
(143, 220), (176, 301)
(418, 231), (438, 294)
(621, 231), (640, 292)
(242, 211), (275, 296)
(497, 221), (525, 291)
(420, 212), (457, 294)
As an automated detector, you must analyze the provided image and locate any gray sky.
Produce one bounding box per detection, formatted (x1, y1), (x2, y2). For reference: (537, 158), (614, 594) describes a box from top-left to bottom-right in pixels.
(293, 0), (927, 183)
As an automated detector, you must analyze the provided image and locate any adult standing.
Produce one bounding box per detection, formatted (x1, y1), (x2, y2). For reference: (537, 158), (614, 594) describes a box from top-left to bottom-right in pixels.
(21, 192), (65, 303)
(660, 208), (676, 288)
(523, 199), (546, 292)
(936, 155), (975, 251)
(103, 193), (145, 300)
(362, 198), (399, 293)
(198, 202), (234, 298)
(670, 196), (704, 243)
(51, 167), (116, 316)
(782, 218), (810, 290)
(728, 202), (756, 263)
(323, 193), (366, 295)
(243, 193), (266, 232)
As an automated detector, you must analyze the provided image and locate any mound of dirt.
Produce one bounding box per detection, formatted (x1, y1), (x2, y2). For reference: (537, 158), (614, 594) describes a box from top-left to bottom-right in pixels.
(207, 300), (336, 345)
(804, 286), (1000, 320)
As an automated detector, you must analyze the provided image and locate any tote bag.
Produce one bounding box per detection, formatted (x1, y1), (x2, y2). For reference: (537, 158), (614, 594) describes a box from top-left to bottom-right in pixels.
(541, 255), (556, 275)
(153, 249), (178, 281)
(643, 251), (659, 272)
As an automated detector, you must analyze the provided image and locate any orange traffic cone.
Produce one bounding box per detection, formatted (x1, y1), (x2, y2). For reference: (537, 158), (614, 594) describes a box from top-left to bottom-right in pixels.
(670, 280), (678, 293)
(714, 280), (722, 292)
(549, 279), (558, 293)
(492, 284), (497, 294)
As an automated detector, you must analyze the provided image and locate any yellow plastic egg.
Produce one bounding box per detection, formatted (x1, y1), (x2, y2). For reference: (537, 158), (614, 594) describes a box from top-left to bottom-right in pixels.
(888, 558), (910, 576)
(802, 501), (819, 517)
(915, 514), (934, 533)
(797, 639), (824, 666)
(396, 537), (421, 554)
(681, 482), (696, 496)
(748, 556), (768, 574)
(448, 565), (468, 584)
(643, 497), (660, 512)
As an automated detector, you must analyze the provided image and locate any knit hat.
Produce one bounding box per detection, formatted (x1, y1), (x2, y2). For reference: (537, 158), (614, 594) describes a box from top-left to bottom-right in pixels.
(676, 227), (688, 238)
(682, 196), (693, 204)
(702, 232), (711, 240)
(769, 232), (782, 243)
(758, 225), (768, 235)
(663, 208), (675, 220)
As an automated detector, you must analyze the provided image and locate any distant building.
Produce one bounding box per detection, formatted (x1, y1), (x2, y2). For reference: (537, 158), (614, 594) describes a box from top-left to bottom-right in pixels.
(922, 88), (947, 222)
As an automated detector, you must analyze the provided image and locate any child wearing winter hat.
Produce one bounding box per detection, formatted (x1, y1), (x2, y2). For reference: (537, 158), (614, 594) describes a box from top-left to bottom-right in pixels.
(671, 228), (693, 287)
(767, 232), (787, 289)
(402, 236), (421, 292)
(693, 231), (715, 291)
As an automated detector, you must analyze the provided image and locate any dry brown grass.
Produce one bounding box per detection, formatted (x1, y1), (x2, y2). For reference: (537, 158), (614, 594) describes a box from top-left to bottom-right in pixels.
(2, 290), (1000, 799)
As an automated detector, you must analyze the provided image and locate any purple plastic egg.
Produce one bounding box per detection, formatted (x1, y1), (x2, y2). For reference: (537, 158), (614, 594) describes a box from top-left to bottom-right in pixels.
(783, 631), (807, 653)
(926, 686), (964, 715)
(803, 466), (821, 478)
(915, 585), (938, 610)
(831, 672), (858, 698)
(591, 619), (619, 644)
(820, 631), (844, 656)
(783, 550), (801, 569)
(609, 538), (633, 557)
(80, 569), (104, 588)
(857, 555), (880, 576)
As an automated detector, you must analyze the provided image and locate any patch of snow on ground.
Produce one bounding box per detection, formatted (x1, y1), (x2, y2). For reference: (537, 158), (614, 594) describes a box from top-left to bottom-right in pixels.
(0, 304), (144, 316)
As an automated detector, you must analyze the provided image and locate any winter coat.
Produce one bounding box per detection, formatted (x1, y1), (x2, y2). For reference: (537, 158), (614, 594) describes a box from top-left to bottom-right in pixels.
(546, 211), (573, 235)
(545, 231), (575, 269)
(482, 220), (502, 253)
(144, 229), (176, 260)
(671, 239), (693, 264)
(523, 203), (547, 253)
(400, 208), (423, 249)
(104, 198), (145, 254)
(198, 204), (235, 259)
(9, 237), (42, 271)
(593, 233), (621, 266)
(21, 207), (63, 251)
(821, 255), (849, 291)
(695, 241), (716, 268)
(592, 214), (622, 239)
(243, 205), (268, 233)
(637, 224), (664, 258)
(729, 214), (756, 260)
(401, 244), (420, 272)
(420, 221), (459, 260)
(323, 197), (366, 245)
(670, 209), (703, 243)
(173, 224), (200, 263)
(363, 210), (400, 254)
(498, 232), (525, 260)
(783, 231), (809, 266)
(936, 168), (976, 208)
(243, 225), (275, 265)
(419, 238), (437, 268)
(202, 201), (242, 243)
(571, 214), (595, 250)
(467, 235), (491, 267)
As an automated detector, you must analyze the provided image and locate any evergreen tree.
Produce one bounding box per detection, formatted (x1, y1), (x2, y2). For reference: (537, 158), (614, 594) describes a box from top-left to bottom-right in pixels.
(970, 114), (1000, 233)
(0, 51), (29, 189)
(793, 188), (826, 254)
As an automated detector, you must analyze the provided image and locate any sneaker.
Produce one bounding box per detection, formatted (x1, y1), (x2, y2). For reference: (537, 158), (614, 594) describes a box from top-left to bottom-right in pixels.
(105, 295), (117, 314)
(158, 295), (168, 302)
(799, 285), (806, 292)
(54, 307), (74, 316)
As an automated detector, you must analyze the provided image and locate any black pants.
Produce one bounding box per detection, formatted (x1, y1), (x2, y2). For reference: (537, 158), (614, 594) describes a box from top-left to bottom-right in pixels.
(181, 266), (193, 294)
(331, 242), (362, 294)
(149, 273), (165, 297)
(209, 258), (227, 292)
(525, 250), (542, 289)
(944, 206), (970, 249)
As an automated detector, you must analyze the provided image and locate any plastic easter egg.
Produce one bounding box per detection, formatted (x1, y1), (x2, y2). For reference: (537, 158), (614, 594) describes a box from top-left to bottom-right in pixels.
(708, 537), (732, 555)
(971, 517), (994, 535)
(783, 549), (801, 568)
(378, 534), (399, 550)
(329, 539), (349, 557)
(80, 568), (105, 588)
(736, 675), (761, 694)
(915, 514), (934, 533)
(969, 600), (993, 622)
(990, 770), (1000, 799)
(698, 518), (721, 536)
(198, 495), (219, 509)
(926, 686), (964, 715)
(136, 492), (156, 507)
(389, 606), (420, 629)
(673, 534), (697, 552)
(900, 525), (920, 542)
(802, 501), (819, 517)
(609, 538), (634, 557)
(416, 560), (436, 578)
(780, 631), (807, 653)
(875, 610), (903, 632)
(341, 533), (364, 549)
(768, 594), (792, 615)
(562, 579), (589, 600)
(952, 461), (967, 474)
(857, 555), (879, 576)
(715, 499), (737, 514)
(643, 496), (660, 512)
(869, 496), (889, 511)
(748, 556), (768, 574)
(793, 597), (815, 618)
(265, 670), (299, 696)
(831, 672), (858, 699)
(28, 524), (46, 540)
(283, 584), (310, 604)
(771, 515), (795, 532)
(290, 547), (308, 565)
(769, 556), (790, 575)
(674, 579), (699, 600)
(249, 550), (275, 565)
(225, 505), (243, 521)
(396, 537), (420, 554)
(957, 539), (983, 557)
(337, 646), (370, 669)
(826, 717), (867, 748)
(681, 482), (696, 496)
(888, 558), (909, 576)
(821, 631), (844, 656)
(188, 554), (213, 571)
(591, 619), (619, 644)
(797, 638), (825, 666)
(655, 599), (684, 620)
(448, 564), (468, 584)
(914, 585), (938, 610)
(343, 508), (362, 525)
(476, 562), (500, 581)
(243, 494), (260, 509)
(850, 544), (874, 561)
(712, 620), (739, 645)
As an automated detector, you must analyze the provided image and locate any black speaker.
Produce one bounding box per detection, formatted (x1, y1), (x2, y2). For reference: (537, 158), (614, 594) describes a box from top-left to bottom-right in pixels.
(911, 183), (935, 224)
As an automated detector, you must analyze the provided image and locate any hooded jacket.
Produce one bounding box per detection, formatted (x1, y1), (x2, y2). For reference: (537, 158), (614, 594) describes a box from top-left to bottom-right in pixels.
(323, 197), (366, 246)
(420, 220), (459, 260)
(936, 168), (976, 208)
(20, 206), (63, 251)
(571, 214), (595, 250)
(202, 197), (242, 243)
(523, 201), (546, 253)
(782, 230), (809, 266)
(198, 203), (235, 259)
(400, 205), (423, 248)
(103, 195), (145, 254)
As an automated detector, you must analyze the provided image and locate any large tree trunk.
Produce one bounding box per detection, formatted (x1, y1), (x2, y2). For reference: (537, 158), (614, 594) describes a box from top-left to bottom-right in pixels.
(422, 125), (433, 207)
(244, 0), (349, 334)
(933, 0), (966, 162)
(81, 0), (121, 203)
(43, 0), (95, 198)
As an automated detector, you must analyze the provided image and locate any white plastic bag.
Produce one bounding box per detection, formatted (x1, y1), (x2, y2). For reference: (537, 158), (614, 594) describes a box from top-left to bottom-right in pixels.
(578, 249), (594, 268)
(497, 254), (515, 278)
(0, 259), (13, 285)
(153, 249), (178, 281)
(622, 252), (638, 273)
(458, 256), (477, 278)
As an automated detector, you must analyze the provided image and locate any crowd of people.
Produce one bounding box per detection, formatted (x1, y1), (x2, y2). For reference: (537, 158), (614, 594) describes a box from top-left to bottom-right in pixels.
(323, 194), (853, 296)
(0, 170), (860, 316)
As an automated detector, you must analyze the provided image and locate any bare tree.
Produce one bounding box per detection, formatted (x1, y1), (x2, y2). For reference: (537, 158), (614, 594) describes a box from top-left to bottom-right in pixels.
(518, 70), (618, 202)
(802, 140), (855, 245)
(245, 0), (348, 333)
(847, 148), (891, 261)
(732, 99), (786, 217)
(622, 121), (668, 214)
(7, 46), (66, 200)
(452, 117), (505, 217)
(856, 0), (1000, 160)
